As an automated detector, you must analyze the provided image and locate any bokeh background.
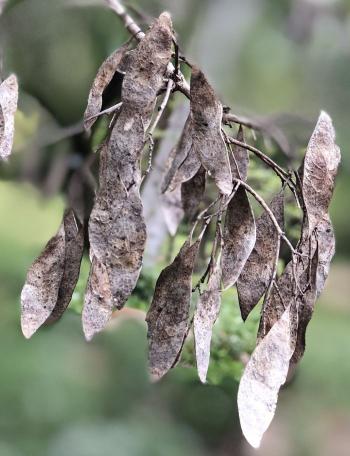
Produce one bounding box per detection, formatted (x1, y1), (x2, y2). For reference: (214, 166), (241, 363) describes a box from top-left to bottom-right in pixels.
(0, 0), (350, 455)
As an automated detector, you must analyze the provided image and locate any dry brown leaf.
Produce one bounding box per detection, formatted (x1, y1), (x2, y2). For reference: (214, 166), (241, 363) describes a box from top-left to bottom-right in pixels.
(238, 304), (297, 449)
(0, 74), (18, 160)
(146, 238), (200, 380)
(221, 186), (256, 289)
(84, 13), (173, 340)
(83, 41), (130, 130)
(302, 111), (340, 234)
(190, 67), (232, 195)
(45, 210), (84, 325)
(237, 191), (284, 320)
(194, 259), (222, 383)
(181, 165), (206, 221)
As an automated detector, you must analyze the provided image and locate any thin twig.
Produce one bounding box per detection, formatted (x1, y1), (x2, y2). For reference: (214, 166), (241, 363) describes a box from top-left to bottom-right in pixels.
(192, 215), (223, 294)
(223, 112), (290, 155)
(234, 179), (297, 256)
(148, 79), (174, 137)
(189, 196), (222, 241)
(142, 79), (174, 180)
(222, 128), (243, 181)
(105, 0), (145, 39)
(260, 236), (281, 334)
(85, 102), (122, 122)
(105, 0), (191, 98)
(227, 136), (301, 206)
(106, 0), (294, 153)
(227, 136), (290, 180)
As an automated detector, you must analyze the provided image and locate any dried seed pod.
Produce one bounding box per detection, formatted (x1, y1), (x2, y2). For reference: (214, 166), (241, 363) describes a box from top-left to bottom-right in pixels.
(237, 191), (284, 320)
(291, 245), (319, 364)
(315, 214), (335, 296)
(190, 67), (232, 195)
(21, 217), (66, 338)
(230, 125), (249, 181)
(161, 115), (201, 193)
(84, 41), (130, 130)
(257, 236), (308, 341)
(83, 258), (113, 341)
(45, 210), (84, 324)
(238, 304), (297, 449)
(194, 259), (222, 383)
(259, 111), (341, 341)
(301, 111), (340, 234)
(258, 229), (320, 367)
(84, 13), (173, 340)
(0, 104), (4, 144)
(146, 238), (200, 380)
(221, 186), (256, 289)
(0, 74), (18, 160)
(181, 165), (206, 221)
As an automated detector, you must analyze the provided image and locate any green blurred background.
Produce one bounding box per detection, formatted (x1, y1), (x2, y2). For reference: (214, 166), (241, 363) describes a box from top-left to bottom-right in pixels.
(0, 0), (350, 455)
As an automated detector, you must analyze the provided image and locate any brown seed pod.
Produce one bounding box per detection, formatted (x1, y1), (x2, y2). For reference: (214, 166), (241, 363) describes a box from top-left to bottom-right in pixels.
(82, 258), (113, 342)
(315, 214), (335, 297)
(161, 115), (201, 193)
(181, 165), (206, 221)
(0, 74), (18, 160)
(190, 67), (232, 195)
(238, 304), (298, 449)
(301, 111), (340, 234)
(83, 41), (130, 130)
(45, 210), (84, 325)
(290, 244), (319, 365)
(193, 258), (222, 383)
(237, 191), (284, 321)
(21, 210), (83, 338)
(221, 186), (256, 289)
(146, 237), (201, 380)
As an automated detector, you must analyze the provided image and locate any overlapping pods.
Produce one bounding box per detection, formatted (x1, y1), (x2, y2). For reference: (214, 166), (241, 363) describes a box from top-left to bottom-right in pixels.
(17, 6), (341, 452)
(238, 111), (341, 448)
(21, 210), (84, 338)
(83, 13), (173, 340)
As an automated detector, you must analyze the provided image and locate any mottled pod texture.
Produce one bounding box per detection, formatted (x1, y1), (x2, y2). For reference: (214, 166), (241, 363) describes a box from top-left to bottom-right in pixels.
(190, 67), (232, 196)
(83, 41), (130, 130)
(194, 259), (222, 383)
(238, 111), (341, 448)
(146, 238), (200, 380)
(21, 210), (83, 338)
(0, 74), (18, 160)
(237, 191), (284, 321)
(83, 13), (173, 340)
(221, 185), (256, 289)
